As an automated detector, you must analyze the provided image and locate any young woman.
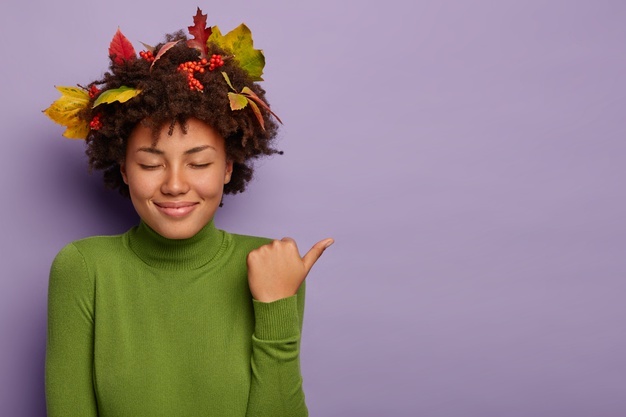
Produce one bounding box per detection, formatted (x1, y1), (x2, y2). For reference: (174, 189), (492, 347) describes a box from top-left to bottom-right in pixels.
(44, 8), (332, 417)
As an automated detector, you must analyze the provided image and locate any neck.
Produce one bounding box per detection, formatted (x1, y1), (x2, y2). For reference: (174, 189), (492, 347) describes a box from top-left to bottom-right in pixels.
(127, 220), (225, 270)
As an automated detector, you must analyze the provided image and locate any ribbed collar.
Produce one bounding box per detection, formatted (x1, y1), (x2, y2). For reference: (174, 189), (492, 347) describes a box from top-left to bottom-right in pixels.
(127, 220), (225, 270)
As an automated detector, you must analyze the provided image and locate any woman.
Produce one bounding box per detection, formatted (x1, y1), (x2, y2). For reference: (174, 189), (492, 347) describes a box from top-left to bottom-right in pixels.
(44, 8), (332, 417)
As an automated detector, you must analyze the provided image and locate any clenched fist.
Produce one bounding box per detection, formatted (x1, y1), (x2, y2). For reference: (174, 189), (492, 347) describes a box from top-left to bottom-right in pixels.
(247, 237), (334, 303)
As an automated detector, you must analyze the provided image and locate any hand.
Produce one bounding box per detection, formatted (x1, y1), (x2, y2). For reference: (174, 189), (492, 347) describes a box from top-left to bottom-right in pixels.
(247, 237), (334, 303)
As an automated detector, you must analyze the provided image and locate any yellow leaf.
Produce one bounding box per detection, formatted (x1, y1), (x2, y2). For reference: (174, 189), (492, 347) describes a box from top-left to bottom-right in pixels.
(209, 24), (265, 81)
(228, 92), (249, 110)
(93, 86), (142, 108)
(43, 86), (90, 139)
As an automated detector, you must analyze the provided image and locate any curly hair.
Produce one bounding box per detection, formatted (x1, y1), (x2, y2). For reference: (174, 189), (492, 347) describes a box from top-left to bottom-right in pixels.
(82, 31), (281, 197)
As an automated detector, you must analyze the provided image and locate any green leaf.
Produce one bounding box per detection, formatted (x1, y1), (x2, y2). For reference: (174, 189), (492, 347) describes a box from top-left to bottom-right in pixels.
(221, 72), (236, 91)
(92, 86), (142, 108)
(228, 92), (249, 110)
(209, 24), (265, 81)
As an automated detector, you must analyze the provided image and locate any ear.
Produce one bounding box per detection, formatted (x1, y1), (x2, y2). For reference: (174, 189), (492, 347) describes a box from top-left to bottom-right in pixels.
(224, 160), (233, 184)
(120, 161), (129, 185)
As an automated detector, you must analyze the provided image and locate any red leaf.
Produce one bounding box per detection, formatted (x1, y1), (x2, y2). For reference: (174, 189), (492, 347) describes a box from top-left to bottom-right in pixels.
(186, 7), (212, 59)
(109, 28), (137, 65)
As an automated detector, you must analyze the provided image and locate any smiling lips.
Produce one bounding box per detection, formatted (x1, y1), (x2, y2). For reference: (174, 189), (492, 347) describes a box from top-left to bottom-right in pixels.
(154, 201), (199, 217)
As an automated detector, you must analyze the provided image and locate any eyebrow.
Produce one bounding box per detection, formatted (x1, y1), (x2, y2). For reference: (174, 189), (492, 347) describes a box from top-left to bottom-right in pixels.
(184, 145), (216, 155)
(136, 145), (216, 155)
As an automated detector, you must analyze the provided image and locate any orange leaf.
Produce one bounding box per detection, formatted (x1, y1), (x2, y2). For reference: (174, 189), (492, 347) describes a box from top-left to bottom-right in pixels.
(109, 28), (136, 65)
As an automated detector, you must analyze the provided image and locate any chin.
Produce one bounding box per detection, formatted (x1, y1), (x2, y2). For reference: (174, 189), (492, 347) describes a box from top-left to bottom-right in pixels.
(146, 220), (204, 239)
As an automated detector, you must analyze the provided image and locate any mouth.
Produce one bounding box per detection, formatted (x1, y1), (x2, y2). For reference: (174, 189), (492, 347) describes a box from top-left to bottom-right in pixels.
(153, 201), (199, 218)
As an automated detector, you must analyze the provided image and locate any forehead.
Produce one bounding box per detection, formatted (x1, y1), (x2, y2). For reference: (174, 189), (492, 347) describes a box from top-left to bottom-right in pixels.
(126, 118), (225, 153)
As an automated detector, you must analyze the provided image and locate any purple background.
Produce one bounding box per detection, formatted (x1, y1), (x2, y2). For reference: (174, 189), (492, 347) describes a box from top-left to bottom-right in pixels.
(1, 1), (625, 416)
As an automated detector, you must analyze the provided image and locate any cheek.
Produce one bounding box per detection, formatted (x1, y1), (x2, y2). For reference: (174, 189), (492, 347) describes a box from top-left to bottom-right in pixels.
(195, 176), (225, 197)
(192, 168), (228, 197)
(126, 169), (157, 198)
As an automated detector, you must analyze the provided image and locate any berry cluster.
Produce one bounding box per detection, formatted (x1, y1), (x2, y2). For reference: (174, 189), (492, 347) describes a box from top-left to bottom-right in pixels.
(177, 59), (208, 91)
(88, 85), (101, 99)
(139, 50), (155, 62)
(176, 55), (226, 91)
(90, 114), (103, 130)
(208, 54), (224, 71)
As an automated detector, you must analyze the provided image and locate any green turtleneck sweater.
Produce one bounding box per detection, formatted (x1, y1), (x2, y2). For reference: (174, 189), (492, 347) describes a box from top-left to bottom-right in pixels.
(46, 220), (308, 417)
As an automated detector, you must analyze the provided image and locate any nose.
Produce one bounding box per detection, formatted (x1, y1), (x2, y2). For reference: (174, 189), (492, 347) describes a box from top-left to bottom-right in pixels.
(160, 166), (190, 196)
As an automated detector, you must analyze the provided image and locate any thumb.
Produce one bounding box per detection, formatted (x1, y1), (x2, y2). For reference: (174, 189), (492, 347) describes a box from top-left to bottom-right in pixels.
(302, 238), (334, 273)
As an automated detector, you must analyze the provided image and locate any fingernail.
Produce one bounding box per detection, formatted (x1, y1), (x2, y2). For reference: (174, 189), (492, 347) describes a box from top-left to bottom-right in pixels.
(324, 239), (334, 249)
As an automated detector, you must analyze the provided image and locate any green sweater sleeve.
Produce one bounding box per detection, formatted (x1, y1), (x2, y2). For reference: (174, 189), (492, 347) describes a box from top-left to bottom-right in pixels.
(46, 243), (98, 417)
(246, 283), (308, 417)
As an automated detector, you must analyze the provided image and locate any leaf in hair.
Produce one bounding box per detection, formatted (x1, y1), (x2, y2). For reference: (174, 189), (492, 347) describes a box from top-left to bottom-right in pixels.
(92, 86), (142, 108)
(209, 24), (265, 81)
(43, 86), (90, 139)
(228, 92), (249, 111)
(187, 7), (212, 59)
(109, 28), (137, 65)
(151, 40), (181, 70)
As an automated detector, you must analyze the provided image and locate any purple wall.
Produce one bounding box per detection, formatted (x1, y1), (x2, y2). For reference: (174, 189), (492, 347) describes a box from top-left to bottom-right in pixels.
(1, 1), (625, 416)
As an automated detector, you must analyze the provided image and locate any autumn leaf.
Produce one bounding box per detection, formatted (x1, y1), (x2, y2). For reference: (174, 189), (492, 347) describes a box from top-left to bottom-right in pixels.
(151, 40), (181, 70)
(221, 72), (236, 91)
(43, 86), (90, 139)
(228, 92), (249, 111)
(109, 28), (137, 65)
(209, 24), (265, 81)
(140, 42), (155, 53)
(221, 72), (281, 130)
(93, 86), (142, 108)
(241, 87), (283, 124)
(246, 99), (265, 130)
(187, 7), (212, 59)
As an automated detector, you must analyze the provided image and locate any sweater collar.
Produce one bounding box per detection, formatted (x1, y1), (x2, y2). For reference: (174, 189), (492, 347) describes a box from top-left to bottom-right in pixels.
(127, 220), (225, 270)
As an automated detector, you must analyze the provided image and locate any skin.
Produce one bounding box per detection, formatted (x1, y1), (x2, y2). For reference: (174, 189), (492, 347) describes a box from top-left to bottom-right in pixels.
(121, 117), (333, 303)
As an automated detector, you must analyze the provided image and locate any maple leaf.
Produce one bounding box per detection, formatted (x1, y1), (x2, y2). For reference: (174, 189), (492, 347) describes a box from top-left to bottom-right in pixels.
(43, 86), (91, 139)
(92, 86), (142, 108)
(187, 7), (212, 59)
(209, 24), (265, 81)
(109, 28), (137, 65)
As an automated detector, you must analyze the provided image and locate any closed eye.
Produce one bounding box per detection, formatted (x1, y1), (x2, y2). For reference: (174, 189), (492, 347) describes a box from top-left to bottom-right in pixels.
(139, 164), (161, 170)
(190, 163), (211, 168)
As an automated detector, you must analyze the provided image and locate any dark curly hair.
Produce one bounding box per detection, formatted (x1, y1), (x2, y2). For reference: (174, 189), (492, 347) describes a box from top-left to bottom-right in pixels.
(82, 31), (281, 197)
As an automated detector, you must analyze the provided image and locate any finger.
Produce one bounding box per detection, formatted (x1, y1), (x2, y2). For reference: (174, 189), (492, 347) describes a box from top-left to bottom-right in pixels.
(280, 237), (297, 245)
(302, 238), (334, 272)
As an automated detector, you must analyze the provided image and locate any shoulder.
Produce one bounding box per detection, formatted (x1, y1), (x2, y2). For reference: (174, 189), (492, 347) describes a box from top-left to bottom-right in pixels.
(52, 233), (126, 271)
